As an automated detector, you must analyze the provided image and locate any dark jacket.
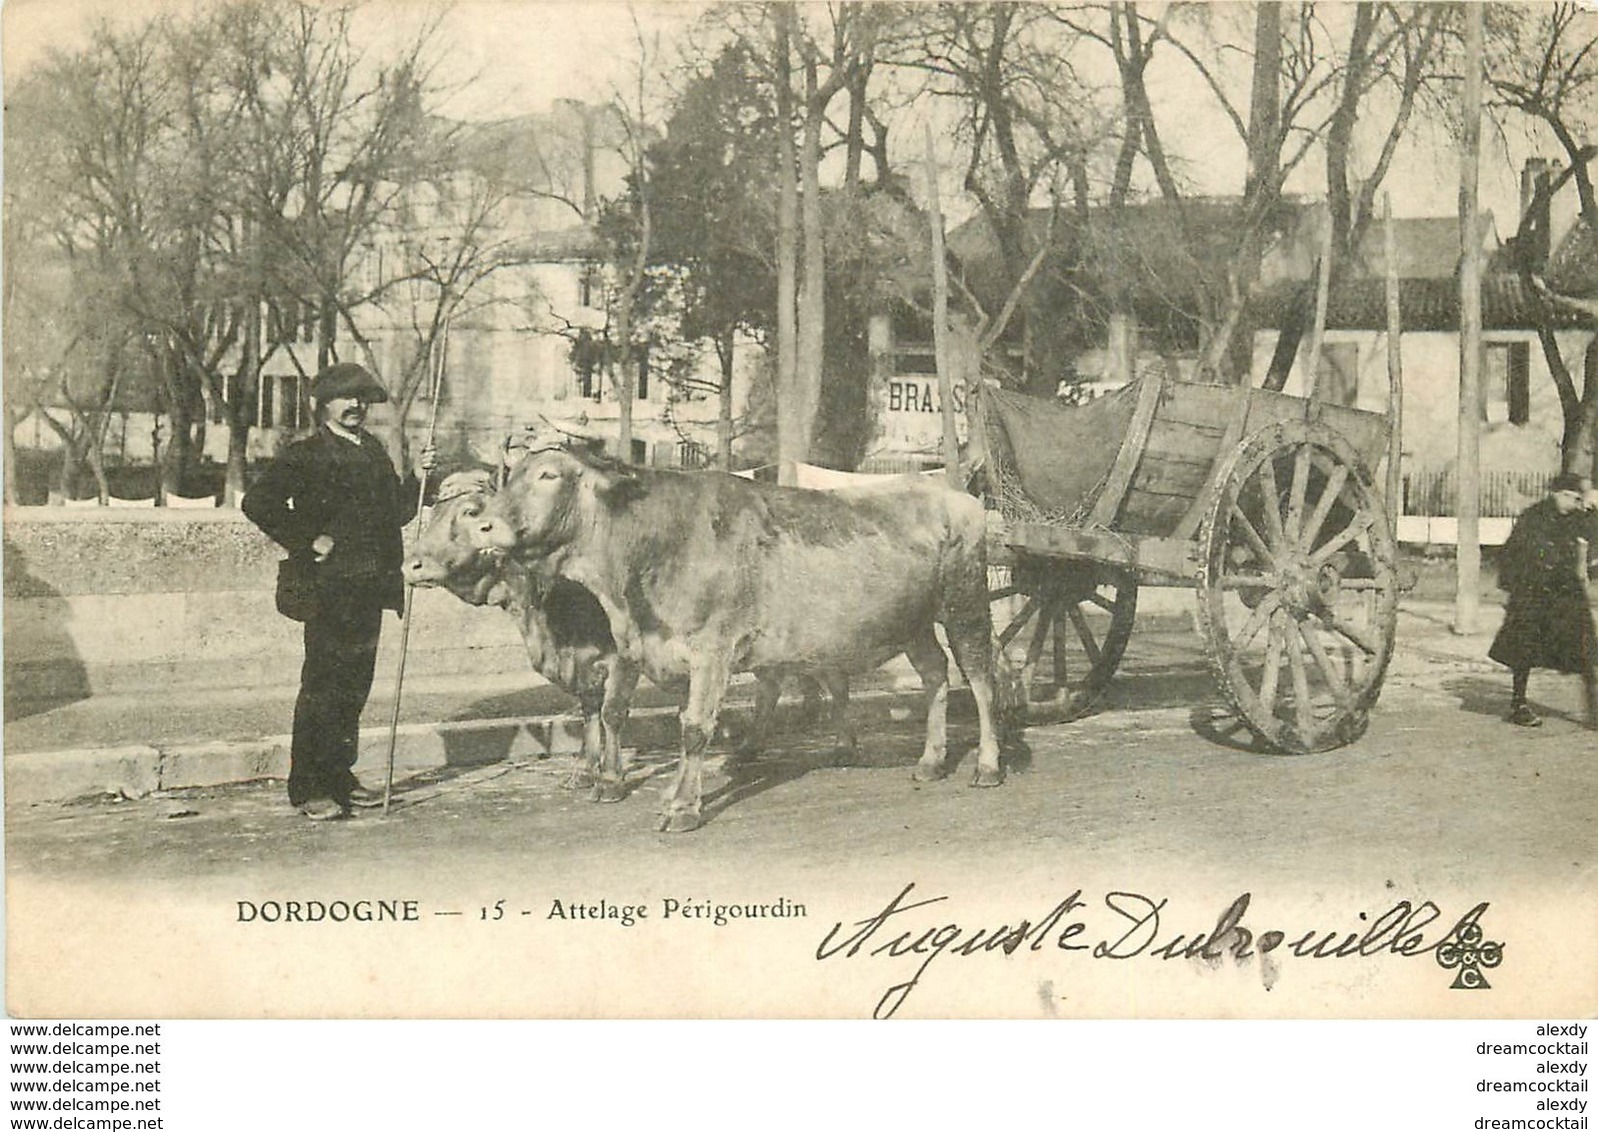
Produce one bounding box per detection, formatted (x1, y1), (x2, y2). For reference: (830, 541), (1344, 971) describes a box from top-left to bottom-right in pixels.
(243, 426), (420, 613)
(1488, 496), (1597, 674)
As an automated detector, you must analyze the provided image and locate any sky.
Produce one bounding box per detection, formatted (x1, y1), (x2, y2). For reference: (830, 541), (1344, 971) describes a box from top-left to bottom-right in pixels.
(0, 0), (1571, 234)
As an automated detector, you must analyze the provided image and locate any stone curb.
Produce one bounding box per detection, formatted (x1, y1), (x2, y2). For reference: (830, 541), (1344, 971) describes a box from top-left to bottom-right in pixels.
(2, 691), (931, 807)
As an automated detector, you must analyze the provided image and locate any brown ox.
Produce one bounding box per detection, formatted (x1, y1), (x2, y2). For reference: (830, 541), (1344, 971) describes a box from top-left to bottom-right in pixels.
(402, 470), (634, 799)
(475, 447), (1003, 833)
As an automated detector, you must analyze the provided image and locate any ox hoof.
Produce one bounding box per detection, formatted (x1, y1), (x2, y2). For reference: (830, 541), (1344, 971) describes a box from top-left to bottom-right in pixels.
(911, 762), (950, 783)
(589, 781), (628, 804)
(562, 770), (596, 791)
(658, 811), (702, 834)
(970, 765), (1006, 788)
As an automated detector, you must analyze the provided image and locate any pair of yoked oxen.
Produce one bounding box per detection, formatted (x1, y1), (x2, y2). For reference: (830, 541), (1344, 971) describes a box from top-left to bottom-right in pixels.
(403, 445), (1006, 833)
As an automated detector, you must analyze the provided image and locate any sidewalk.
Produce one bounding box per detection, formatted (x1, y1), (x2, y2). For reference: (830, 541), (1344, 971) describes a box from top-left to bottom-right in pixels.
(1, 657), (939, 806)
(2, 601), (1509, 806)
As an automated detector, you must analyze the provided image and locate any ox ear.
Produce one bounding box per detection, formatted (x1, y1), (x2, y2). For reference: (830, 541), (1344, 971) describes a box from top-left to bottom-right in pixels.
(586, 456), (645, 509)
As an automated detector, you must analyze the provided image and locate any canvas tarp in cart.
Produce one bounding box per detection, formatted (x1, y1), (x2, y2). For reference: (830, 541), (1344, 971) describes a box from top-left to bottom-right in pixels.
(976, 367), (1399, 755)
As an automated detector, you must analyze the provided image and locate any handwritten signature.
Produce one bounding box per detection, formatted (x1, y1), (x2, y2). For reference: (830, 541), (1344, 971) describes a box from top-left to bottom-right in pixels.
(815, 884), (1491, 1019)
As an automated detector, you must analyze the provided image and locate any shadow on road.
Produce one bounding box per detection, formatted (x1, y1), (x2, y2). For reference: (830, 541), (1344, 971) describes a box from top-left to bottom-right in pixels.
(1442, 672), (1588, 728)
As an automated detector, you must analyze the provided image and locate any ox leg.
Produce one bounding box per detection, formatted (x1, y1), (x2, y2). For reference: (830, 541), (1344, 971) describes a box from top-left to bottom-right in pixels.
(906, 630), (952, 782)
(945, 620), (1005, 788)
(729, 668), (783, 769)
(796, 675), (826, 728)
(661, 654), (730, 833)
(563, 682), (602, 791)
(823, 672), (856, 765)
(592, 656), (638, 803)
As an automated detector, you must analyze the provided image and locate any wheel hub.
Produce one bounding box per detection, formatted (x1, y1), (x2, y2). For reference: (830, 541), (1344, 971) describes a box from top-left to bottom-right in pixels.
(1274, 554), (1340, 618)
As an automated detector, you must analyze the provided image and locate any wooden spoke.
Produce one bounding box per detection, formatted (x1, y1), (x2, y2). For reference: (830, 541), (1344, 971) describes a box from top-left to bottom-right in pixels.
(1286, 627), (1314, 735)
(1086, 590), (1117, 613)
(988, 585), (1022, 602)
(1285, 444), (1311, 546)
(1257, 611), (1284, 714)
(1257, 457), (1287, 549)
(1308, 512), (1376, 567)
(1218, 572), (1275, 590)
(997, 593), (1043, 650)
(1338, 578), (1387, 591)
(1228, 503), (1276, 567)
(1298, 621), (1353, 709)
(1024, 599), (1053, 670)
(1320, 613), (1379, 656)
(1052, 605), (1072, 690)
(1298, 464), (1350, 554)
(1233, 592), (1281, 650)
(1066, 604), (1103, 666)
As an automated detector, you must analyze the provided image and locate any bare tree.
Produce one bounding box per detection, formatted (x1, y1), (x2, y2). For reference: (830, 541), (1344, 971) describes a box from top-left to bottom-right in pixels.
(889, 3), (1106, 393)
(1487, 1), (1598, 477)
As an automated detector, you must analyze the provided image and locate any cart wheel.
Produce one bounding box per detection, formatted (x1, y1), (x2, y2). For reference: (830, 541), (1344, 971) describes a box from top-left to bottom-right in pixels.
(989, 554), (1137, 722)
(1197, 420), (1398, 753)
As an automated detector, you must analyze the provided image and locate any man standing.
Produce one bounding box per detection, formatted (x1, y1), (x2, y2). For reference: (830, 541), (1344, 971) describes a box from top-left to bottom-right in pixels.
(1487, 472), (1597, 728)
(243, 363), (436, 819)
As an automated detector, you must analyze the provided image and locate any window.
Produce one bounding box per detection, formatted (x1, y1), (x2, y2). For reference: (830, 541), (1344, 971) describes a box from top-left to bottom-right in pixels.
(578, 264), (601, 309)
(259, 374), (308, 429)
(630, 439), (649, 466)
(1484, 341), (1531, 424)
(636, 349), (649, 401)
(1316, 342), (1359, 407)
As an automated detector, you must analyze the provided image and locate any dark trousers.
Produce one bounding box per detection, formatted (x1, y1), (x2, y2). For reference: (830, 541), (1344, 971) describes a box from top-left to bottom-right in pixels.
(288, 578), (386, 806)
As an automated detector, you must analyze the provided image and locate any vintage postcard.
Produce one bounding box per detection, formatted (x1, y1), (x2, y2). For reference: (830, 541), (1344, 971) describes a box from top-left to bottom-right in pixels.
(4, 0), (1595, 1021)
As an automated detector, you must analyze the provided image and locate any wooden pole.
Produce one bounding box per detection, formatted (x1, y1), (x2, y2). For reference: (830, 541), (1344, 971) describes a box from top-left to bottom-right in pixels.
(1455, 1), (1484, 635)
(924, 123), (961, 488)
(382, 319), (449, 815)
(1302, 203), (1334, 399)
(1383, 193), (1404, 540)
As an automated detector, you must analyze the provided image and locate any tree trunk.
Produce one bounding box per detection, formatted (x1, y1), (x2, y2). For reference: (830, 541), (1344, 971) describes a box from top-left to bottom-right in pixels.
(774, 5), (801, 485)
(717, 329), (735, 470)
(3, 400), (18, 505)
(1575, 336), (1598, 481)
(162, 398), (191, 502)
(85, 436), (110, 505)
(1454, 1), (1484, 635)
(55, 438), (82, 503)
(796, 54), (827, 465)
(317, 298), (337, 372)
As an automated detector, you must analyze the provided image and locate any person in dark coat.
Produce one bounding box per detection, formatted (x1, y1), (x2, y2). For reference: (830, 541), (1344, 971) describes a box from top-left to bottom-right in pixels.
(1487, 471), (1597, 727)
(243, 363), (436, 819)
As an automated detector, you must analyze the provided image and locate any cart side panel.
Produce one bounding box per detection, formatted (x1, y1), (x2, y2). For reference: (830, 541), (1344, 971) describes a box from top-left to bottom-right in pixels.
(1115, 382), (1238, 537)
(1243, 387), (1390, 470)
(1113, 382), (1391, 538)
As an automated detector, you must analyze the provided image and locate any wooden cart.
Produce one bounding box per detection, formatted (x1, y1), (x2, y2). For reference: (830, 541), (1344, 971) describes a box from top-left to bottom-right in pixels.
(975, 367), (1399, 754)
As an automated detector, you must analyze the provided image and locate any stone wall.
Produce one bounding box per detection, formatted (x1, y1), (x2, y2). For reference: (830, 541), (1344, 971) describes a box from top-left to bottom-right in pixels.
(3, 507), (527, 707)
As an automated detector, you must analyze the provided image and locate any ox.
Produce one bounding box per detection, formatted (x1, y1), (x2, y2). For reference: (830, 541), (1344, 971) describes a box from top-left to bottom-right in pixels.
(403, 470), (634, 799)
(405, 470), (844, 801)
(474, 446), (1004, 833)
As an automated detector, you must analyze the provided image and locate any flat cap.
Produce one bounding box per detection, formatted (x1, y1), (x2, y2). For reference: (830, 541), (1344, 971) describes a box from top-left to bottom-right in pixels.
(1550, 471), (1587, 494)
(312, 362), (389, 405)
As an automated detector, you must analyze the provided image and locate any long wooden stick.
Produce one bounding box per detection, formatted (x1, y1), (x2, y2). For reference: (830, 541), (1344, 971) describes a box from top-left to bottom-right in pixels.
(382, 320), (449, 815)
(924, 123), (960, 488)
(1384, 193), (1404, 542)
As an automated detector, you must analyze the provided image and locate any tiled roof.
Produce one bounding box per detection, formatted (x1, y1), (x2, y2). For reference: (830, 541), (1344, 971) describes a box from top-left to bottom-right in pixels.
(1250, 273), (1591, 332)
(1547, 217), (1597, 297)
